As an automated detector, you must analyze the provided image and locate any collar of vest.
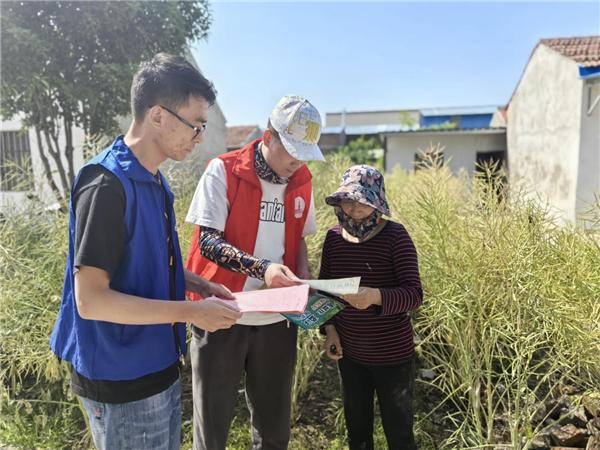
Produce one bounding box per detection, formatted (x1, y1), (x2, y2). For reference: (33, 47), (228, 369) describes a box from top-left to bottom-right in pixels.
(230, 138), (312, 190)
(109, 135), (170, 186)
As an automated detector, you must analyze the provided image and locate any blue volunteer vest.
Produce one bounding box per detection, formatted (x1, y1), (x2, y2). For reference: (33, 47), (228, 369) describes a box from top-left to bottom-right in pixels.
(50, 136), (187, 381)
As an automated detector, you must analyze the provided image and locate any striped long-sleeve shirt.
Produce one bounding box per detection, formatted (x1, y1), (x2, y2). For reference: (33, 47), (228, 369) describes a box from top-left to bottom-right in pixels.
(319, 221), (423, 365)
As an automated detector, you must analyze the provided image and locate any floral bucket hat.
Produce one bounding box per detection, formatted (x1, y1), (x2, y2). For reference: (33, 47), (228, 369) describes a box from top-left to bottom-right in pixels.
(325, 164), (391, 216)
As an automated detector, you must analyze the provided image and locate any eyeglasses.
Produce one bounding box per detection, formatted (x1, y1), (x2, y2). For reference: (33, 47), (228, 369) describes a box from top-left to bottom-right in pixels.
(159, 105), (207, 140)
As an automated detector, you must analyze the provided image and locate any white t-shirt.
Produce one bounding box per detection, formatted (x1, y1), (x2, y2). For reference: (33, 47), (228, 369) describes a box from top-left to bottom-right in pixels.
(185, 155), (317, 326)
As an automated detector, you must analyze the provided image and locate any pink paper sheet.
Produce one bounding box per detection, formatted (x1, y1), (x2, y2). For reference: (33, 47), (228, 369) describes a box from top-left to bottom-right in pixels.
(226, 284), (310, 313)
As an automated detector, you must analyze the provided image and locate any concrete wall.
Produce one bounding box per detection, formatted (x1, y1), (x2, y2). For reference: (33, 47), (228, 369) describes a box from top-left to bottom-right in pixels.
(326, 110), (419, 127)
(507, 44), (583, 223)
(195, 101), (228, 162)
(385, 131), (506, 173)
(576, 79), (600, 218)
(0, 116), (85, 212)
(319, 132), (345, 151)
(490, 110), (507, 128)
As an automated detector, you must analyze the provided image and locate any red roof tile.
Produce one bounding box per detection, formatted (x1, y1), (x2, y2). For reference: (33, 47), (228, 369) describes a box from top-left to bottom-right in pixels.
(540, 36), (600, 67)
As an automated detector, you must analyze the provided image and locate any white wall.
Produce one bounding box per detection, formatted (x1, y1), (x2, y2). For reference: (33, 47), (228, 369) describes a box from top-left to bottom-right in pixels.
(0, 116), (85, 212)
(195, 101), (228, 162)
(507, 45), (583, 223)
(575, 79), (600, 218)
(0, 117), (31, 210)
(490, 109), (507, 128)
(385, 131), (506, 174)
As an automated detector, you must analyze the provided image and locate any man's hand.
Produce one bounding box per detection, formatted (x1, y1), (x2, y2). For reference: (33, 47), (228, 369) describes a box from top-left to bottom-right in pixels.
(74, 266), (240, 327)
(185, 269), (234, 300)
(264, 263), (300, 288)
(324, 325), (343, 360)
(195, 280), (234, 300)
(343, 287), (381, 310)
(188, 298), (242, 332)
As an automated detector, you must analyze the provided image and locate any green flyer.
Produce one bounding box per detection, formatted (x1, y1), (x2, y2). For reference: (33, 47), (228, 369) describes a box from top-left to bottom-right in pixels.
(283, 292), (345, 330)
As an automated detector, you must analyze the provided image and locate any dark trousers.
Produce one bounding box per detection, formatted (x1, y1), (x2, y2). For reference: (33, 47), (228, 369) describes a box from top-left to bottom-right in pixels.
(338, 356), (417, 450)
(190, 321), (297, 450)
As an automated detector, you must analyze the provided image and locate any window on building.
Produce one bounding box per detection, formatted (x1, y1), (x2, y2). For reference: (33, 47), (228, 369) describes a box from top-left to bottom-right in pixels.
(476, 150), (507, 201)
(0, 130), (34, 191)
(476, 150), (506, 170)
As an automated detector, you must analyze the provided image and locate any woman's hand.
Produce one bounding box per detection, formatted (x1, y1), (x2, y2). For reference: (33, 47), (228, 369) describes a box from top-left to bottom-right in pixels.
(343, 287), (381, 309)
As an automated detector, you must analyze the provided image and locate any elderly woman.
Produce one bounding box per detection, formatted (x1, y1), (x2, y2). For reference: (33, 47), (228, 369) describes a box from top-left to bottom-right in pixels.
(320, 164), (423, 450)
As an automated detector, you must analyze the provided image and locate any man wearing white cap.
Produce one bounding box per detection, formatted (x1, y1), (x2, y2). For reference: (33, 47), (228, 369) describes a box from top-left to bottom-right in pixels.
(185, 95), (324, 450)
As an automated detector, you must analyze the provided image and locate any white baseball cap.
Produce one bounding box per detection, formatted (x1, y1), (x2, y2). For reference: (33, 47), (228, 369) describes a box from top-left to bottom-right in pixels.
(269, 95), (325, 161)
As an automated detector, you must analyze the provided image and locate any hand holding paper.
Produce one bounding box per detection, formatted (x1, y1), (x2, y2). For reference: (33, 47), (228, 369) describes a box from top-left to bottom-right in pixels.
(299, 277), (361, 296)
(343, 287), (382, 309)
(264, 263), (301, 288)
(189, 298), (242, 332)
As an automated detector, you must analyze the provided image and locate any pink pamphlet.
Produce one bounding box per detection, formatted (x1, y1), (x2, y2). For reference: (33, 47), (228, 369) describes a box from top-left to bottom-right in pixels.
(227, 284), (310, 313)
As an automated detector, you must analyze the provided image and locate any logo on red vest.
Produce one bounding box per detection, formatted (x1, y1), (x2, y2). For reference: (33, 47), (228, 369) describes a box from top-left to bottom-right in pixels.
(294, 196), (306, 219)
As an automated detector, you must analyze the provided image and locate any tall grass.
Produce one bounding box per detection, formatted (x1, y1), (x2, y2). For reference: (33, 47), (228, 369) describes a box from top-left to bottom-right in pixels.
(385, 158), (600, 448)
(1, 150), (598, 449)
(0, 204), (89, 448)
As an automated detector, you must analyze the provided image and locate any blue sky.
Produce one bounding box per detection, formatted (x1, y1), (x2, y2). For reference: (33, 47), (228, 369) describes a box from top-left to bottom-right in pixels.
(191, 1), (600, 126)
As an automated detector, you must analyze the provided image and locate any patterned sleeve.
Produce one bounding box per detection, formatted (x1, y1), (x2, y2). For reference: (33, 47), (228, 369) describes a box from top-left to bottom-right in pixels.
(199, 227), (271, 280)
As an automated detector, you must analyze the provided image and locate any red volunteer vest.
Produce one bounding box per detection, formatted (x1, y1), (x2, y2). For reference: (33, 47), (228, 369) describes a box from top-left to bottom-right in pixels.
(185, 139), (312, 299)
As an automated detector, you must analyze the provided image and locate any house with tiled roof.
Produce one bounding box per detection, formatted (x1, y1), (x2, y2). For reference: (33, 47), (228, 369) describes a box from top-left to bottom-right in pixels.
(507, 36), (600, 224)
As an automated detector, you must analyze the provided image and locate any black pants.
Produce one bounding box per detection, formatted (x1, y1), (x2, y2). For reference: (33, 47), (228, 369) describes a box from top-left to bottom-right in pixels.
(338, 356), (417, 450)
(190, 321), (297, 450)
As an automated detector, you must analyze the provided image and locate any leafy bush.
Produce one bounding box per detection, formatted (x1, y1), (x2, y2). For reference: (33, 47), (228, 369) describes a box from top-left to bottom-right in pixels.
(335, 136), (382, 168)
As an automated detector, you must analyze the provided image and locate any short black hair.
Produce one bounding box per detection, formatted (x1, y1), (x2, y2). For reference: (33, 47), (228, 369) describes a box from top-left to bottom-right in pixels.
(131, 53), (217, 120)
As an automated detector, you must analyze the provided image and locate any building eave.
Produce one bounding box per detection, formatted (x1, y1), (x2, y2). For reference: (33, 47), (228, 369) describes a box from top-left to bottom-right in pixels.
(381, 127), (506, 137)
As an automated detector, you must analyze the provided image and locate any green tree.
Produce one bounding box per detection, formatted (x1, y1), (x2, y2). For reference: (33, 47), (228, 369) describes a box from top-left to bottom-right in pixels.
(398, 110), (417, 128)
(1, 1), (211, 202)
(337, 135), (382, 167)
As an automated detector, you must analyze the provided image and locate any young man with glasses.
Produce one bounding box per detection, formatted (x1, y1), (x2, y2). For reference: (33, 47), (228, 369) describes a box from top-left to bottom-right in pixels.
(50, 53), (242, 450)
(185, 95), (324, 450)
(160, 104), (207, 140)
